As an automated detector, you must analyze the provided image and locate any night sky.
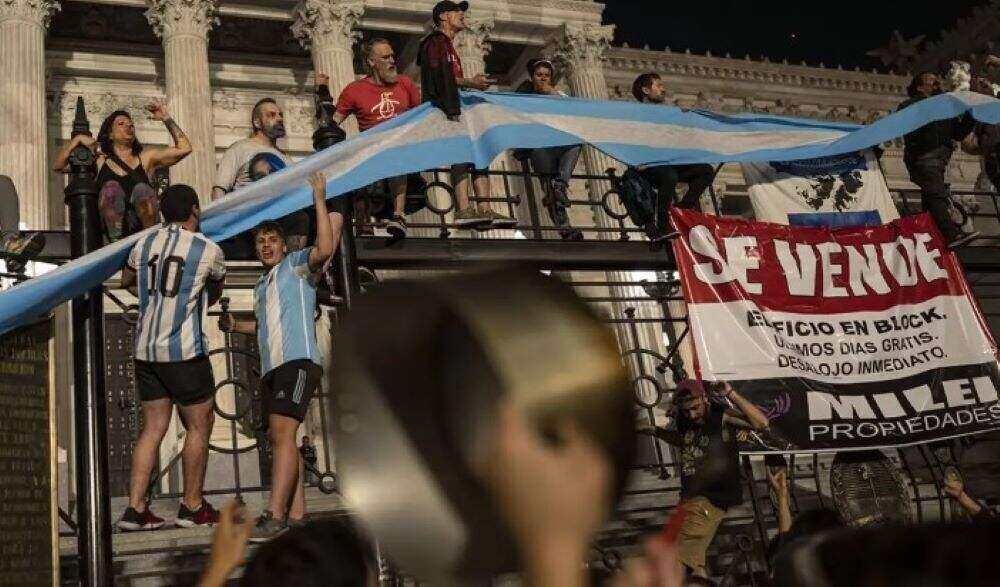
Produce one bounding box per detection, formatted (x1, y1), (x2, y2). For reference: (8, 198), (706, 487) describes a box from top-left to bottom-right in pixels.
(602, 0), (985, 71)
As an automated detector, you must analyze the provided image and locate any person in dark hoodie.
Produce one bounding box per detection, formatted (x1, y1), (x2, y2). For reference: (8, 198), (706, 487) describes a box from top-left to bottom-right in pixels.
(417, 1), (517, 230)
(898, 71), (979, 249)
(514, 58), (584, 241)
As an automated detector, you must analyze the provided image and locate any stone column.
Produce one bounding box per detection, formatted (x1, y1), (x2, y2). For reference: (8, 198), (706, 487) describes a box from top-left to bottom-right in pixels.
(549, 23), (679, 402)
(292, 0), (363, 136)
(146, 0), (218, 204)
(0, 0), (59, 230)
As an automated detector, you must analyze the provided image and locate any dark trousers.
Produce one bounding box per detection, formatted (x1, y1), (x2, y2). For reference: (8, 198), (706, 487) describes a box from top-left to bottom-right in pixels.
(641, 164), (715, 229)
(904, 149), (960, 240)
(528, 145), (582, 227)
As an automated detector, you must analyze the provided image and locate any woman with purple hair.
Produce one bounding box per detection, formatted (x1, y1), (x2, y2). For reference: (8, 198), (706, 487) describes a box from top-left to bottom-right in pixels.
(54, 102), (192, 241)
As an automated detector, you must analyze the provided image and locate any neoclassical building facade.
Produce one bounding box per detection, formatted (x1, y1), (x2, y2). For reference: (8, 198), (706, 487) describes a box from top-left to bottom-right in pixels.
(4, 0), (992, 514)
(0, 0), (983, 238)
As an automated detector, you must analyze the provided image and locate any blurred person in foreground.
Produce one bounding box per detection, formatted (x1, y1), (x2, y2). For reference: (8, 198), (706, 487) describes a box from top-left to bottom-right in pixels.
(54, 103), (191, 241)
(639, 380), (769, 578)
(219, 172), (336, 542)
(418, 0), (516, 229)
(898, 71), (979, 248)
(196, 500), (376, 587)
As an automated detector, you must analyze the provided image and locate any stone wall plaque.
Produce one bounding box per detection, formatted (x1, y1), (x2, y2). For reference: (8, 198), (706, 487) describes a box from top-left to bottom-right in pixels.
(0, 320), (56, 586)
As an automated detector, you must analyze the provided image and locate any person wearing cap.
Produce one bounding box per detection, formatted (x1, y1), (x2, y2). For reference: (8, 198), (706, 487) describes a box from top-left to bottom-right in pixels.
(514, 58), (584, 241)
(417, 1), (516, 230)
(639, 379), (769, 578)
(631, 73), (717, 243)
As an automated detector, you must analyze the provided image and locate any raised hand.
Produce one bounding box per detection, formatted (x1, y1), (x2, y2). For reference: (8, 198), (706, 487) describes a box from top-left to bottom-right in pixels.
(308, 171), (327, 197)
(146, 101), (170, 121)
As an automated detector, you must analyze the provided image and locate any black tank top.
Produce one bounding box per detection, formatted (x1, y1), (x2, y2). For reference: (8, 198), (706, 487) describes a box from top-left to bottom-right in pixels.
(96, 154), (154, 239)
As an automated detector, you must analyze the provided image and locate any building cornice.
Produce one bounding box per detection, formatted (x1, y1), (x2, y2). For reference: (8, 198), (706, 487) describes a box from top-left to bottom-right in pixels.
(604, 46), (910, 97)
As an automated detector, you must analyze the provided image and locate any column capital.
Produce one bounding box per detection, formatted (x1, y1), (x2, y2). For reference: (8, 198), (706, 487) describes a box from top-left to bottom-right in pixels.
(145, 0), (218, 40)
(454, 16), (495, 62)
(291, 0), (364, 50)
(548, 23), (615, 73)
(0, 0), (60, 27)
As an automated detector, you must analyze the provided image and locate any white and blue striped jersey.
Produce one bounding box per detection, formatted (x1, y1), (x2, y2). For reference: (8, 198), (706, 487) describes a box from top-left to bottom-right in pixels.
(253, 248), (321, 375)
(128, 225), (226, 363)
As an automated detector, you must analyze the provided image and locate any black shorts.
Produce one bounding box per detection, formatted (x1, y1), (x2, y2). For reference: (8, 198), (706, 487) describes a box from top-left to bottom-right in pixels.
(261, 359), (322, 423)
(134, 356), (216, 406)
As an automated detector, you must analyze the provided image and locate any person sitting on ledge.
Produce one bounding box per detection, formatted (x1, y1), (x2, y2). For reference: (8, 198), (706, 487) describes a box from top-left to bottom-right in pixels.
(0, 174), (46, 273)
(514, 58), (584, 241)
(632, 73), (716, 243)
(53, 102), (192, 242)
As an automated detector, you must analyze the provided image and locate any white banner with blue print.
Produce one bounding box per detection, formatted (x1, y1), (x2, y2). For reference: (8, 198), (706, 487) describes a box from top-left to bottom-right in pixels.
(742, 150), (899, 228)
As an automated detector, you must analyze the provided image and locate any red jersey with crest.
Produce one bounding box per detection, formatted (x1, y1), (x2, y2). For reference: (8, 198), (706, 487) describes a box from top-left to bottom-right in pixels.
(336, 75), (422, 132)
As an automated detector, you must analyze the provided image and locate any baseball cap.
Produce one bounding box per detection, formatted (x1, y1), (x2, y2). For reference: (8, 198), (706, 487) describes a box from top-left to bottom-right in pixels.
(674, 379), (706, 401)
(526, 58), (556, 75)
(432, 1), (469, 23)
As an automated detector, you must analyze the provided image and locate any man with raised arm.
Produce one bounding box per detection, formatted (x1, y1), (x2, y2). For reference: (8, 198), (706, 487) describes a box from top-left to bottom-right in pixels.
(639, 379), (770, 578)
(118, 184), (226, 531)
(219, 172), (336, 542)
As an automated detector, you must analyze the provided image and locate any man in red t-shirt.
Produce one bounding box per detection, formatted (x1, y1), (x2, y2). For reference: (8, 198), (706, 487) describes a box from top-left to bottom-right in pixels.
(329, 39), (422, 239)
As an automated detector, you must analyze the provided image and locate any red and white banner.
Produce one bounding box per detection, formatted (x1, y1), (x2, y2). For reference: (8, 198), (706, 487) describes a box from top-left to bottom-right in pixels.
(671, 209), (1000, 451)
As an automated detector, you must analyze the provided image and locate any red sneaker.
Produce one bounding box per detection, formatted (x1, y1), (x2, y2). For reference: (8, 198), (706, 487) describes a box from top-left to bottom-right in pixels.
(175, 501), (220, 528)
(117, 506), (165, 531)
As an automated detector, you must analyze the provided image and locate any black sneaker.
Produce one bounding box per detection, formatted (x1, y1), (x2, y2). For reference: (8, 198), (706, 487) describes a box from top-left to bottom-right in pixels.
(0, 231), (45, 273)
(948, 230), (981, 250)
(250, 511), (288, 543)
(386, 216), (408, 240)
(175, 500), (220, 528)
(559, 228), (584, 241)
(117, 506), (166, 532)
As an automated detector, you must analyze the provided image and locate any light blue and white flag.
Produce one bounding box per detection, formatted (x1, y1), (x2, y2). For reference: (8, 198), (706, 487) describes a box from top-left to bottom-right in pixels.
(1, 90), (999, 336)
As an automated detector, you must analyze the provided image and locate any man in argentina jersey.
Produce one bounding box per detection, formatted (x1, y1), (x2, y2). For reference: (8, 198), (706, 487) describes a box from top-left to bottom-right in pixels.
(118, 184), (225, 532)
(219, 172), (337, 542)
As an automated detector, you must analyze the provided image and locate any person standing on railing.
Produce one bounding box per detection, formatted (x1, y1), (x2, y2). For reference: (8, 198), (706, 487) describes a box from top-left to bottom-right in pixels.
(417, 0), (517, 230)
(53, 103), (192, 242)
(117, 184), (226, 532)
(898, 71), (980, 249)
(514, 58), (584, 241)
(962, 76), (1000, 195)
(632, 73), (716, 243)
(218, 172), (336, 542)
(638, 380), (769, 579)
(327, 36), (422, 240)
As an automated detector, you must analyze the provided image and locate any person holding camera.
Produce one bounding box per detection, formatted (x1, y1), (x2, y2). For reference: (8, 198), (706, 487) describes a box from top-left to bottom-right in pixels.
(639, 380), (769, 578)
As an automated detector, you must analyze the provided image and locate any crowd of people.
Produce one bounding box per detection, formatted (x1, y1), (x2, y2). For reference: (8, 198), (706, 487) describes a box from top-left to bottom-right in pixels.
(3, 1), (1000, 585)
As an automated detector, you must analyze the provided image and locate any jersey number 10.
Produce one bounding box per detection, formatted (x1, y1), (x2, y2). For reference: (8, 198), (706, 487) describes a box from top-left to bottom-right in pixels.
(146, 254), (185, 298)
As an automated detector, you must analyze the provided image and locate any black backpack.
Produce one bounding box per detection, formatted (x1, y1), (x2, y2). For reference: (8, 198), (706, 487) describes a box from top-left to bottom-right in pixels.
(613, 167), (658, 229)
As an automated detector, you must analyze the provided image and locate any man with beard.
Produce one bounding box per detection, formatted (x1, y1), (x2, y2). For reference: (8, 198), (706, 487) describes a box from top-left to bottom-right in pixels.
(639, 380), (769, 578)
(632, 73), (716, 242)
(330, 38), (422, 239)
(213, 99), (311, 250)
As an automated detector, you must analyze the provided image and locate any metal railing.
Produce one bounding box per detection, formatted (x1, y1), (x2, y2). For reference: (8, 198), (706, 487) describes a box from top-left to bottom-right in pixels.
(28, 162), (1000, 584)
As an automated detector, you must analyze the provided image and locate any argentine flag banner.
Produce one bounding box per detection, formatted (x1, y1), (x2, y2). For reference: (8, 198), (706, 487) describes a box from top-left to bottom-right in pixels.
(0, 90), (999, 336)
